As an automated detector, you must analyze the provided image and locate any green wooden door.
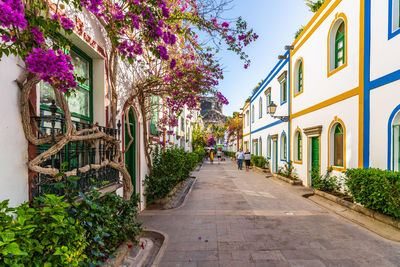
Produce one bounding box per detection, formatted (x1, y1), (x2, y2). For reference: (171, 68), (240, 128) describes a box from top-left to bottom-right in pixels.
(310, 136), (319, 186)
(125, 108), (136, 195)
(311, 137), (319, 170)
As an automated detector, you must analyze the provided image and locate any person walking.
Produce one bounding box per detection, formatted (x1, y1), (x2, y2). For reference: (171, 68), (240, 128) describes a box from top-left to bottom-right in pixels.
(244, 149), (251, 171)
(205, 149), (210, 160)
(216, 148), (222, 164)
(210, 149), (214, 164)
(235, 149), (244, 170)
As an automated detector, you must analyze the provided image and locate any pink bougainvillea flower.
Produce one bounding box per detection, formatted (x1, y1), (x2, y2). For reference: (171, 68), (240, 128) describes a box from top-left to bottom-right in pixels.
(221, 22), (229, 28)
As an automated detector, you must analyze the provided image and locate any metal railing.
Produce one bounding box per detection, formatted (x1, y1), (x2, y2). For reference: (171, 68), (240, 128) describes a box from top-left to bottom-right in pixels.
(30, 100), (122, 199)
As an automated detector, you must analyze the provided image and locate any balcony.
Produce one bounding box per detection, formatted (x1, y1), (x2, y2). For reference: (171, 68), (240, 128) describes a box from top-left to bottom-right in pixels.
(30, 101), (121, 199)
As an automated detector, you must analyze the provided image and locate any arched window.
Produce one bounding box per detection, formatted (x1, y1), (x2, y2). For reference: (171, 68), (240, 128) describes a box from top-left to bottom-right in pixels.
(259, 97), (263, 118)
(328, 15), (347, 75)
(294, 130), (302, 162)
(280, 133), (287, 160)
(267, 135), (271, 158)
(259, 137), (262, 156)
(328, 118), (346, 169)
(335, 22), (345, 69)
(251, 105), (254, 123)
(298, 61), (303, 93)
(246, 110), (250, 126)
(389, 106), (400, 171)
(294, 59), (304, 96)
(333, 124), (344, 166)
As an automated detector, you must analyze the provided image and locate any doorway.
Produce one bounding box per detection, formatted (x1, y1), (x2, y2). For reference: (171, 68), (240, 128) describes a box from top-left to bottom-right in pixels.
(125, 108), (136, 195)
(273, 140), (278, 173)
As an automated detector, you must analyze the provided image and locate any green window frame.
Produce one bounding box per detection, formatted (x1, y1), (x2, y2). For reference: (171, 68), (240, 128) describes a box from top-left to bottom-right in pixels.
(267, 136), (271, 158)
(281, 79), (287, 104)
(259, 97), (263, 118)
(297, 132), (302, 161)
(335, 22), (345, 69)
(40, 46), (93, 123)
(334, 124), (344, 167)
(298, 62), (303, 93)
(281, 134), (287, 160)
(392, 124), (400, 171)
(149, 96), (159, 136)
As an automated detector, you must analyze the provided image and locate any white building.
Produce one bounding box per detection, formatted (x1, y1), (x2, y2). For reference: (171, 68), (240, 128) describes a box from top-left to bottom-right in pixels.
(242, 101), (250, 151)
(243, 0), (400, 187)
(249, 52), (290, 173)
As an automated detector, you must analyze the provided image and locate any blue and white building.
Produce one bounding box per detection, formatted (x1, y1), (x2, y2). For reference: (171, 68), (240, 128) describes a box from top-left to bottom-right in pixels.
(249, 50), (290, 173)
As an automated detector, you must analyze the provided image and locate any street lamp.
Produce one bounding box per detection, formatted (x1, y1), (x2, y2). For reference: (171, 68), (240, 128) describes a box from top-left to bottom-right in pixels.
(267, 101), (289, 122)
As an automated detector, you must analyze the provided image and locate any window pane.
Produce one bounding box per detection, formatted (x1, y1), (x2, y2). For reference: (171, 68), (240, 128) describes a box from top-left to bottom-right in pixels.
(68, 87), (89, 117)
(337, 50), (343, 58)
(70, 50), (90, 87)
(40, 82), (56, 105)
(334, 133), (344, 166)
(337, 40), (344, 49)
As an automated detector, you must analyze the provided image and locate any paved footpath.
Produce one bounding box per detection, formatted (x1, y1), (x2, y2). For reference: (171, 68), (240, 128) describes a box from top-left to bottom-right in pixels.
(139, 159), (400, 267)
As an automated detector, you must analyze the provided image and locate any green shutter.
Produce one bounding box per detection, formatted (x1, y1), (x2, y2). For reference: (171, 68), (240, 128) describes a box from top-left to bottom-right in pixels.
(297, 133), (302, 161)
(298, 62), (303, 93)
(335, 22), (345, 69)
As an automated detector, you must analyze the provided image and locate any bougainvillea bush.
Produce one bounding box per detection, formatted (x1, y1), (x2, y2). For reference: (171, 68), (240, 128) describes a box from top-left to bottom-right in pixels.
(0, 0), (258, 199)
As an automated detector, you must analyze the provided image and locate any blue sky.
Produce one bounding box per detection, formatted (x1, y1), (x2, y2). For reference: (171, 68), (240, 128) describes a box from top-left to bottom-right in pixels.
(217, 0), (314, 116)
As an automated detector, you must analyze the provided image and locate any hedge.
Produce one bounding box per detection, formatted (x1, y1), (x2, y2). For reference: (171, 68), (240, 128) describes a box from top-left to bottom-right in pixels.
(144, 147), (199, 203)
(345, 168), (400, 220)
(251, 155), (267, 169)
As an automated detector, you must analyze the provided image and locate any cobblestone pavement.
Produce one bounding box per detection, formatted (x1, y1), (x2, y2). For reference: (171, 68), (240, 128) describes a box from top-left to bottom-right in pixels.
(139, 159), (400, 267)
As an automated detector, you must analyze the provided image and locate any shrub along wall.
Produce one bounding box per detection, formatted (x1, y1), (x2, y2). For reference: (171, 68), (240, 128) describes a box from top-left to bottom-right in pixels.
(251, 155), (267, 169)
(345, 168), (400, 220)
(0, 191), (141, 266)
(144, 147), (199, 203)
(194, 147), (206, 162)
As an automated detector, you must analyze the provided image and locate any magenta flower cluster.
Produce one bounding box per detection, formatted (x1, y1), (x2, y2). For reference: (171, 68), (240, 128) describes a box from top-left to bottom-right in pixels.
(26, 48), (77, 92)
(118, 40), (143, 58)
(81, 0), (104, 15)
(157, 45), (169, 60)
(31, 27), (45, 45)
(52, 14), (75, 30)
(0, 0), (27, 29)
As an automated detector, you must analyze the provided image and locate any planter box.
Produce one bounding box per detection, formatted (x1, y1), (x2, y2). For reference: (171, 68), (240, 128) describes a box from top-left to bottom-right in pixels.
(313, 188), (400, 230)
(150, 180), (186, 208)
(272, 173), (303, 186)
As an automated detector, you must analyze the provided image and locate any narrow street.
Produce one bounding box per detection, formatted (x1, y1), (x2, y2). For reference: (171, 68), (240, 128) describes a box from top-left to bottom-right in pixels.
(140, 159), (400, 267)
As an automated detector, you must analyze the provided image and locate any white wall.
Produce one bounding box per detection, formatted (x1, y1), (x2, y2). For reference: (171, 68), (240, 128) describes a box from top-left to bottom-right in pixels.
(291, 0), (360, 115)
(291, 96), (359, 186)
(251, 123), (288, 172)
(370, 80), (400, 170)
(370, 0), (400, 81)
(0, 56), (29, 207)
